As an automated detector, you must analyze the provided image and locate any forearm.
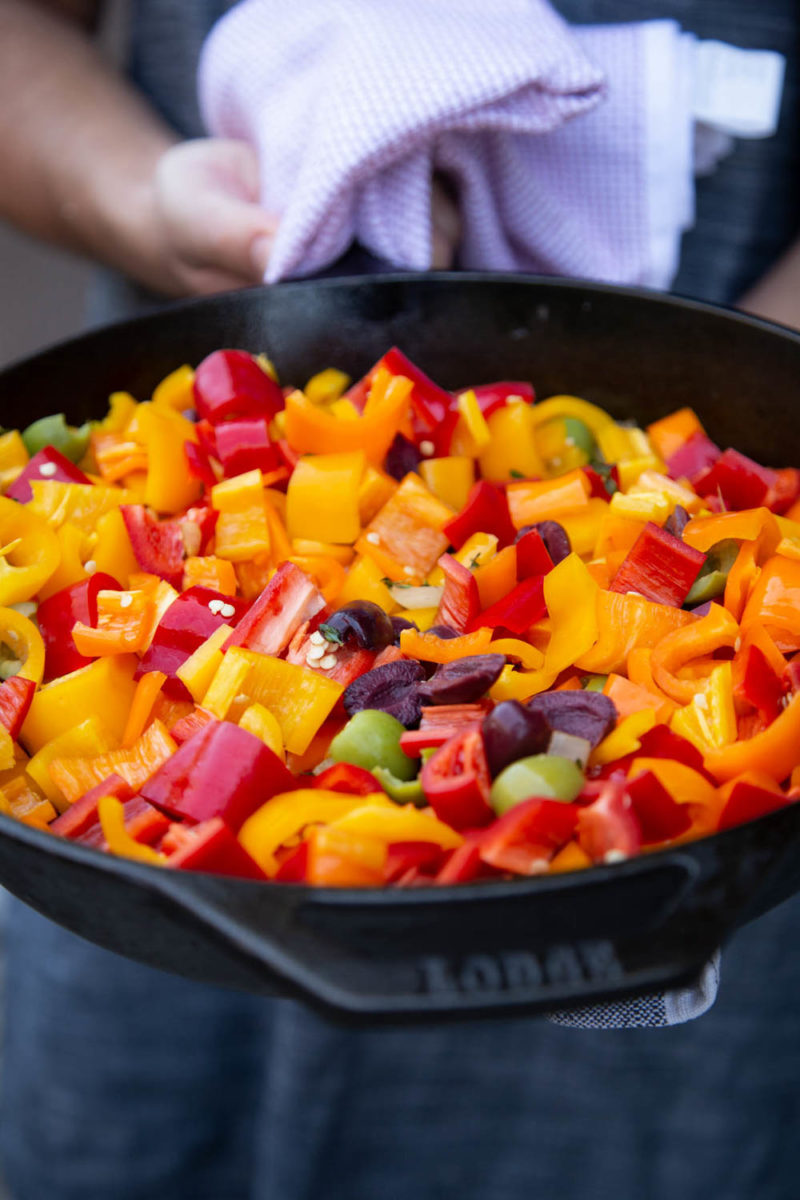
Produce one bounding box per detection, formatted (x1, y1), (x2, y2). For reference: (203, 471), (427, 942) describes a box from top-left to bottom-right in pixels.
(0, 0), (176, 285)
(738, 237), (800, 332)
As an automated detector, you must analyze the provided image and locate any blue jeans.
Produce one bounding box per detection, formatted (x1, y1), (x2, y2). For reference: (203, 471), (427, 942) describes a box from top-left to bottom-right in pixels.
(3, 894), (800, 1200)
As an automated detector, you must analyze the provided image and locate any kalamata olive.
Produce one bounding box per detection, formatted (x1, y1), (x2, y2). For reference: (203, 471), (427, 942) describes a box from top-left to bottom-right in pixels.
(342, 659), (426, 727)
(664, 505), (690, 538)
(384, 433), (421, 481)
(526, 691), (616, 748)
(528, 521), (571, 565)
(419, 654), (506, 706)
(321, 600), (395, 652)
(481, 700), (551, 777)
(426, 624), (460, 639)
(391, 615), (417, 645)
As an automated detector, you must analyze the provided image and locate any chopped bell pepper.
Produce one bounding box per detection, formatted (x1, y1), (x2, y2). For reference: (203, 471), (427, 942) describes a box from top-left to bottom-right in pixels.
(443, 480), (517, 550)
(286, 452), (366, 544)
(193, 349), (284, 424)
(609, 523), (705, 607)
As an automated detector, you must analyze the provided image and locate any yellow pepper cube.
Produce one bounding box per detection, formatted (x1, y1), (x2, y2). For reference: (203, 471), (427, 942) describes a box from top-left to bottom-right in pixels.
(358, 466), (397, 526)
(239, 702), (285, 760)
(26, 715), (118, 809)
(454, 532), (499, 571)
(478, 403), (542, 483)
(419, 456), (475, 512)
(20, 655), (138, 755)
(0, 497), (60, 605)
(304, 367), (351, 405)
(28, 480), (137, 533)
(0, 430), (28, 474)
(212, 469), (271, 562)
(175, 623), (234, 702)
(286, 452), (366, 545)
(335, 554), (398, 613)
(136, 402), (201, 516)
(596, 424), (652, 464)
(609, 490), (672, 524)
(151, 364), (195, 413)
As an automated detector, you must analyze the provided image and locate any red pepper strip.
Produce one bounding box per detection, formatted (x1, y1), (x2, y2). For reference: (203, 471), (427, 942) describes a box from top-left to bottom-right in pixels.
(765, 467), (800, 515)
(665, 432), (721, 483)
(515, 528), (554, 579)
(383, 841), (446, 884)
(435, 554), (481, 633)
(169, 706), (216, 745)
(737, 643), (786, 723)
(225, 560), (325, 657)
(581, 465), (619, 500)
(435, 833), (499, 883)
(626, 769), (692, 843)
(576, 773), (642, 863)
(141, 719), (296, 831)
(313, 763), (382, 795)
(0, 675), (35, 740)
(694, 448), (777, 510)
(214, 417), (282, 478)
(717, 774), (788, 832)
(193, 349), (284, 424)
(479, 799), (579, 875)
(137, 584), (248, 699)
(162, 817), (268, 880)
(273, 841), (310, 882)
(381, 347), (452, 434)
(464, 381), (535, 421)
(120, 505), (185, 588)
(443, 481), (517, 550)
(195, 419), (218, 461)
(73, 794), (171, 850)
(469, 575), (546, 635)
(37, 572), (121, 681)
(184, 440), (217, 489)
(49, 775), (133, 839)
(6, 446), (92, 504)
(180, 505), (219, 556)
(610, 523), (705, 607)
(421, 727), (493, 830)
(399, 702), (492, 757)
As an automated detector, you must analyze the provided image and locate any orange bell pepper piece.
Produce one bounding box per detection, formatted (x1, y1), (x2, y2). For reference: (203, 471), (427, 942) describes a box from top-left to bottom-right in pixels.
(506, 469), (590, 529)
(473, 545), (517, 609)
(356, 472), (452, 584)
(628, 755), (721, 835)
(399, 626), (493, 663)
(704, 693), (800, 784)
(650, 603), (739, 705)
(182, 556), (238, 595)
(121, 671), (167, 748)
(740, 556), (800, 653)
(576, 591), (694, 675)
(284, 370), (412, 464)
(72, 588), (155, 656)
(682, 507), (781, 554)
(48, 718), (177, 806)
(646, 408), (705, 461)
(626, 648), (678, 718)
(305, 826), (386, 887)
(604, 673), (674, 724)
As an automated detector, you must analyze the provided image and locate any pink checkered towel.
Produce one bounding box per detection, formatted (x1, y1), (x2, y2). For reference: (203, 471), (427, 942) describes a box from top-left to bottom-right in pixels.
(198, 0), (697, 288)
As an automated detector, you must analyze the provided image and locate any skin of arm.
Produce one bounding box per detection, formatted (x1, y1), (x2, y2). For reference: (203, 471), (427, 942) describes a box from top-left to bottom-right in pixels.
(738, 237), (800, 332)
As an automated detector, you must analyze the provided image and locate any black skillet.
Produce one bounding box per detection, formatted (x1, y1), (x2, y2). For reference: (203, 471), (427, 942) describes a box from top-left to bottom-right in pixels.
(0, 274), (798, 1022)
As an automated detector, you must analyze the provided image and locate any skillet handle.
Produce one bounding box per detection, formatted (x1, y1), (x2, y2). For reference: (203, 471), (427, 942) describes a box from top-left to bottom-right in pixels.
(146, 853), (725, 1021)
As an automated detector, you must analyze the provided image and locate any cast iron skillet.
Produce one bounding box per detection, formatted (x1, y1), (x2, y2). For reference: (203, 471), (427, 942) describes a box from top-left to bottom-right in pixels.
(0, 274), (798, 1023)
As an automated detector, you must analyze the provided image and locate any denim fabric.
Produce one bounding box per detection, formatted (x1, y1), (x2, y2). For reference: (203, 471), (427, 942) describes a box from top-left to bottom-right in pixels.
(3, 893), (800, 1200)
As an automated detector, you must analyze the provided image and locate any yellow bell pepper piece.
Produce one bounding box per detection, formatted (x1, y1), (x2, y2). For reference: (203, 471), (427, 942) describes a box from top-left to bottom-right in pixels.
(616, 454), (666, 491)
(304, 367), (351, 405)
(98, 795), (166, 865)
(0, 431), (28, 476)
(0, 606), (45, 683)
(330, 803), (464, 850)
(286, 451), (366, 544)
(478, 403), (542, 483)
(133, 403), (201, 516)
(49, 719), (176, 807)
(596, 424), (652, 465)
(38, 522), (90, 600)
(100, 391), (138, 434)
(239, 788), (392, 875)
(20, 654), (138, 755)
(489, 638), (544, 670)
(396, 605), (438, 632)
(0, 775), (56, 829)
(331, 554), (399, 613)
(26, 715), (118, 809)
(86, 508), (137, 588)
(608, 490), (672, 524)
(0, 725), (15, 773)
(558, 497), (609, 558)
(175, 623), (234, 702)
(451, 389), (491, 456)
(291, 540), (354, 566)
(239, 703), (285, 760)
(530, 395), (615, 439)
(670, 662), (737, 753)
(590, 709), (657, 767)
(28, 480), (137, 533)
(151, 364), (195, 413)
(211, 469), (271, 562)
(357, 466), (397, 526)
(0, 497), (60, 604)
(628, 470), (703, 513)
(454, 532), (498, 571)
(419, 456), (475, 512)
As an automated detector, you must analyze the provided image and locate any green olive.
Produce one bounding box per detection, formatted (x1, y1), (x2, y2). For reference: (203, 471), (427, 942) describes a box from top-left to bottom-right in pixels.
(684, 539), (740, 606)
(490, 754), (585, 816)
(329, 710), (416, 781)
(21, 413), (92, 464)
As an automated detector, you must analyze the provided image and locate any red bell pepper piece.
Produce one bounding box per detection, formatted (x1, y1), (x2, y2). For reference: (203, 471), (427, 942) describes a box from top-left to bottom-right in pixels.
(465, 381), (535, 420)
(399, 702), (491, 757)
(6, 446), (92, 504)
(718, 779), (789, 832)
(381, 347), (452, 434)
(765, 467), (800, 515)
(183, 440), (218, 490)
(444, 481), (517, 550)
(162, 817), (268, 880)
(313, 762), (382, 795)
(138, 585), (249, 700)
(694, 448), (777, 510)
(470, 574), (546, 635)
(479, 798), (578, 875)
(214, 417), (282, 478)
(626, 769), (692, 843)
(581, 464), (619, 500)
(273, 841), (310, 882)
(120, 505), (186, 588)
(420, 727), (493, 830)
(0, 675), (35, 740)
(50, 774), (134, 840)
(225, 560), (325, 658)
(37, 571), (121, 681)
(383, 841), (446, 884)
(666, 432), (721, 483)
(169, 706), (216, 745)
(179, 505), (219, 556)
(141, 719), (296, 831)
(609, 522), (705, 607)
(737, 643), (786, 723)
(577, 773), (642, 863)
(436, 554), (481, 633)
(193, 349), (284, 424)
(435, 833), (500, 884)
(515, 527), (554, 579)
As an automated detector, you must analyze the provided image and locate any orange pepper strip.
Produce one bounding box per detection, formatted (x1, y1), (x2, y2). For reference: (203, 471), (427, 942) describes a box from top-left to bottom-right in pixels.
(72, 589), (155, 657)
(626, 648), (678, 717)
(704, 693), (800, 784)
(628, 756), (722, 836)
(288, 555), (346, 605)
(723, 540), (760, 622)
(604, 673), (674, 724)
(576, 591), (695, 675)
(506, 469), (590, 529)
(399, 626), (493, 663)
(284, 372), (412, 463)
(473, 545), (517, 609)
(740, 556), (800, 653)
(182, 556), (238, 595)
(731, 625), (786, 706)
(650, 603), (739, 705)
(682, 507), (781, 554)
(121, 671), (167, 749)
(49, 719), (177, 806)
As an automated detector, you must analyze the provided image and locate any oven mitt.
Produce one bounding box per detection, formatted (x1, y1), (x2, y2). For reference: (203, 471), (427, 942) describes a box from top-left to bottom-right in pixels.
(548, 952), (721, 1028)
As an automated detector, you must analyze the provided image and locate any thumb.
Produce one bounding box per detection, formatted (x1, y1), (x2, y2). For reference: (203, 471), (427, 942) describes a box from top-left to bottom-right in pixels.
(155, 139), (279, 282)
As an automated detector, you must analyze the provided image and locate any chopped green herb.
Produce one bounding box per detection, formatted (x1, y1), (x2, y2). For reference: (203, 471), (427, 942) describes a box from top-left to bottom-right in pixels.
(509, 469), (525, 479)
(318, 623), (344, 646)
